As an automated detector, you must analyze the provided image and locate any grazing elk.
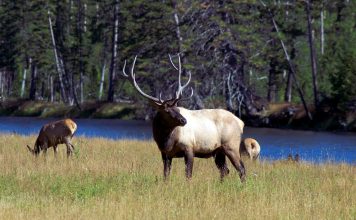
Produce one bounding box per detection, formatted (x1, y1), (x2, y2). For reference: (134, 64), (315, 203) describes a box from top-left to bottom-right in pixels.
(240, 138), (261, 161)
(122, 55), (246, 182)
(26, 119), (77, 157)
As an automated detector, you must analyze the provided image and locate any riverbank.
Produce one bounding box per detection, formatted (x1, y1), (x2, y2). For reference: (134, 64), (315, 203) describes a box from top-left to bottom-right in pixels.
(243, 102), (356, 132)
(0, 99), (138, 119)
(1, 99), (355, 131)
(0, 134), (354, 219)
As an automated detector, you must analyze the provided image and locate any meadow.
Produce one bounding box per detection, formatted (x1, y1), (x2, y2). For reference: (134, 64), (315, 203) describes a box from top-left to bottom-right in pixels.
(0, 133), (354, 220)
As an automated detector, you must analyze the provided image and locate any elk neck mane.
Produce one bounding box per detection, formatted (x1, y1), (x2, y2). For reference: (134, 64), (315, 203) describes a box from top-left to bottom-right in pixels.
(152, 110), (182, 152)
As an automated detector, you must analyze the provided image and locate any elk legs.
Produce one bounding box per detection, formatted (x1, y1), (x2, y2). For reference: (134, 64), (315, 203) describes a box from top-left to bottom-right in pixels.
(184, 150), (194, 180)
(224, 149), (246, 182)
(161, 153), (172, 180)
(214, 151), (230, 181)
(64, 138), (74, 157)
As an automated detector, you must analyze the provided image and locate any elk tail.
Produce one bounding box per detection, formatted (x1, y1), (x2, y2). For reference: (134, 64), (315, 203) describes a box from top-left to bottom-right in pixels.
(251, 142), (256, 149)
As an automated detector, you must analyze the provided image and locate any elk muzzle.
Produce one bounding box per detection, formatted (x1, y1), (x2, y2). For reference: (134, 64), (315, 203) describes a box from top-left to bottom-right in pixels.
(26, 145), (35, 154)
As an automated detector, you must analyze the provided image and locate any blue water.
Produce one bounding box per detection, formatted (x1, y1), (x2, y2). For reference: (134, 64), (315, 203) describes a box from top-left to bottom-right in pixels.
(0, 117), (152, 139)
(0, 117), (355, 164)
(244, 127), (356, 164)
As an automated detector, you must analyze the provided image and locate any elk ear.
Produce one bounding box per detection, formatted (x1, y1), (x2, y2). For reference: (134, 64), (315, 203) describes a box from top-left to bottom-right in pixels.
(26, 145), (34, 154)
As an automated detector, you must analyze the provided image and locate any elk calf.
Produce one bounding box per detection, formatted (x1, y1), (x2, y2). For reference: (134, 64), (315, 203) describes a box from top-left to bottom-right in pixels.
(26, 119), (77, 157)
(240, 138), (261, 160)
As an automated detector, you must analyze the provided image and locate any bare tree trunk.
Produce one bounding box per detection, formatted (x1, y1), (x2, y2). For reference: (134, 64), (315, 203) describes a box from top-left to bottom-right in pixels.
(225, 72), (234, 112)
(99, 61), (106, 100)
(267, 59), (277, 102)
(71, 71), (82, 109)
(0, 72), (3, 100)
(320, 9), (325, 55)
(48, 75), (54, 102)
(20, 69), (26, 98)
(6, 74), (12, 97)
(83, 3), (87, 32)
(41, 81), (45, 100)
(284, 70), (292, 102)
(80, 72), (83, 103)
(96, 2), (99, 19)
(172, 0), (183, 54)
(107, 0), (119, 102)
(260, 0), (312, 120)
(78, 0), (85, 103)
(20, 58), (31, 98)
(70, 0), (74, 20)
(48, 9), (68, 104)
(306, 0), (319, 108)
(29, 64), (37, 100)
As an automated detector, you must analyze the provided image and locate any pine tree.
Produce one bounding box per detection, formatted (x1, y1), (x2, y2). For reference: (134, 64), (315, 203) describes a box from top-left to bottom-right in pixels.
(321, 1), (356, 110)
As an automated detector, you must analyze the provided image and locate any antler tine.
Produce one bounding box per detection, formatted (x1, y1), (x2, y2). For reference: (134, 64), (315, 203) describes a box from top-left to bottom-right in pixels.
(122, 60), (129, 77)
(176, 70), (191, 99)
(123, 54), (193, 107)
(170, 54), (183, 98)
(170, 53), (193, 106)
(159, 92), (166, 103)
(181, 70), (192, 90)
(181, 87), (194, 101)
(169, 53), (192, 102)
(122, 55), (162, 105)
(130, 55), (138, 78)
(168, 54), (179, 71)
(171, 87), (194, 106)
(177, 54), (182, 91)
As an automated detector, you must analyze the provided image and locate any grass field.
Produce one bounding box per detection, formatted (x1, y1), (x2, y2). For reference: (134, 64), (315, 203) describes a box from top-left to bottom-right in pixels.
(0, 133), (355, 220)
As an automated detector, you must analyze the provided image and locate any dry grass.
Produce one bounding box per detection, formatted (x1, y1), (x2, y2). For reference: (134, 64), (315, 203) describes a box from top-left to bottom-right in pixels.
(0, 133), (355, 220)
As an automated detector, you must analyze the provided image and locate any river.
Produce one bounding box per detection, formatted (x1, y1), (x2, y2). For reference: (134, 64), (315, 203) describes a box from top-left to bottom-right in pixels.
(0, 117), (355, 164)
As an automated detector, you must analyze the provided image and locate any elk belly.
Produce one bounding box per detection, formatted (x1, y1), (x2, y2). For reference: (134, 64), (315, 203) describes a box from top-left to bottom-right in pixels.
(181, 119), (220, 154)
(193, 134), (220, 154)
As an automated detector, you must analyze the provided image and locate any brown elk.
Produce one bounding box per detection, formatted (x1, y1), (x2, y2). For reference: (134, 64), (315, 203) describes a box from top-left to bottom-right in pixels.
(122, 55), (246, 182)
(240, 138), (261, 160)
(26, 119), (77, 157)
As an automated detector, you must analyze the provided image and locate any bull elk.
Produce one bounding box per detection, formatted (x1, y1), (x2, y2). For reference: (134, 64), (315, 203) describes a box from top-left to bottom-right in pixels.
(240, 138), (261, 160)
(122, 55), (246, 182)
(26, 119), (77, 157)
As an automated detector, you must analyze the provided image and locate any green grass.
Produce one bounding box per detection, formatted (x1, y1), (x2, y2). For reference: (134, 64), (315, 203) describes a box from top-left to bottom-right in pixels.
(0, 134), (355, 219)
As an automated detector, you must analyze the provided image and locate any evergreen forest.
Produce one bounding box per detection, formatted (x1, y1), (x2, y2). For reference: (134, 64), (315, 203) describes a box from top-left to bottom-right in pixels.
(0, 0), (355, 130)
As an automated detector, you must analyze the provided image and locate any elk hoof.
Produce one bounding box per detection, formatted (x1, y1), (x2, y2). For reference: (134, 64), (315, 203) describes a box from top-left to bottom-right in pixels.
(240, 174), (246, 183)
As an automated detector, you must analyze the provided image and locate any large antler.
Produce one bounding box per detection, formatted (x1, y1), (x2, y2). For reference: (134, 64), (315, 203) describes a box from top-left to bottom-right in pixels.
(122, 56), (162, 105)
(168, 54), (193, 106)
(122, 54), (193, 107)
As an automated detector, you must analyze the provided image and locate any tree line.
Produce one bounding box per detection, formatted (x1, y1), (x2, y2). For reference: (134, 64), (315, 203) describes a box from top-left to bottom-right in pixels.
(0, 0), (355, 117)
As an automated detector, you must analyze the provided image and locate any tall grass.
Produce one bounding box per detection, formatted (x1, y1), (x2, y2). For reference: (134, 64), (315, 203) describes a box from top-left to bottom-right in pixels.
(0, 133), (354, 219)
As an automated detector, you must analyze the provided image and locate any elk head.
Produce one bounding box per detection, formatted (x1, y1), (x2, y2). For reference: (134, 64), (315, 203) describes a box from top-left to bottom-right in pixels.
(26, 144), (39, 156)
(26, 145), (35, 154)
(122, 54), (193, 127)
